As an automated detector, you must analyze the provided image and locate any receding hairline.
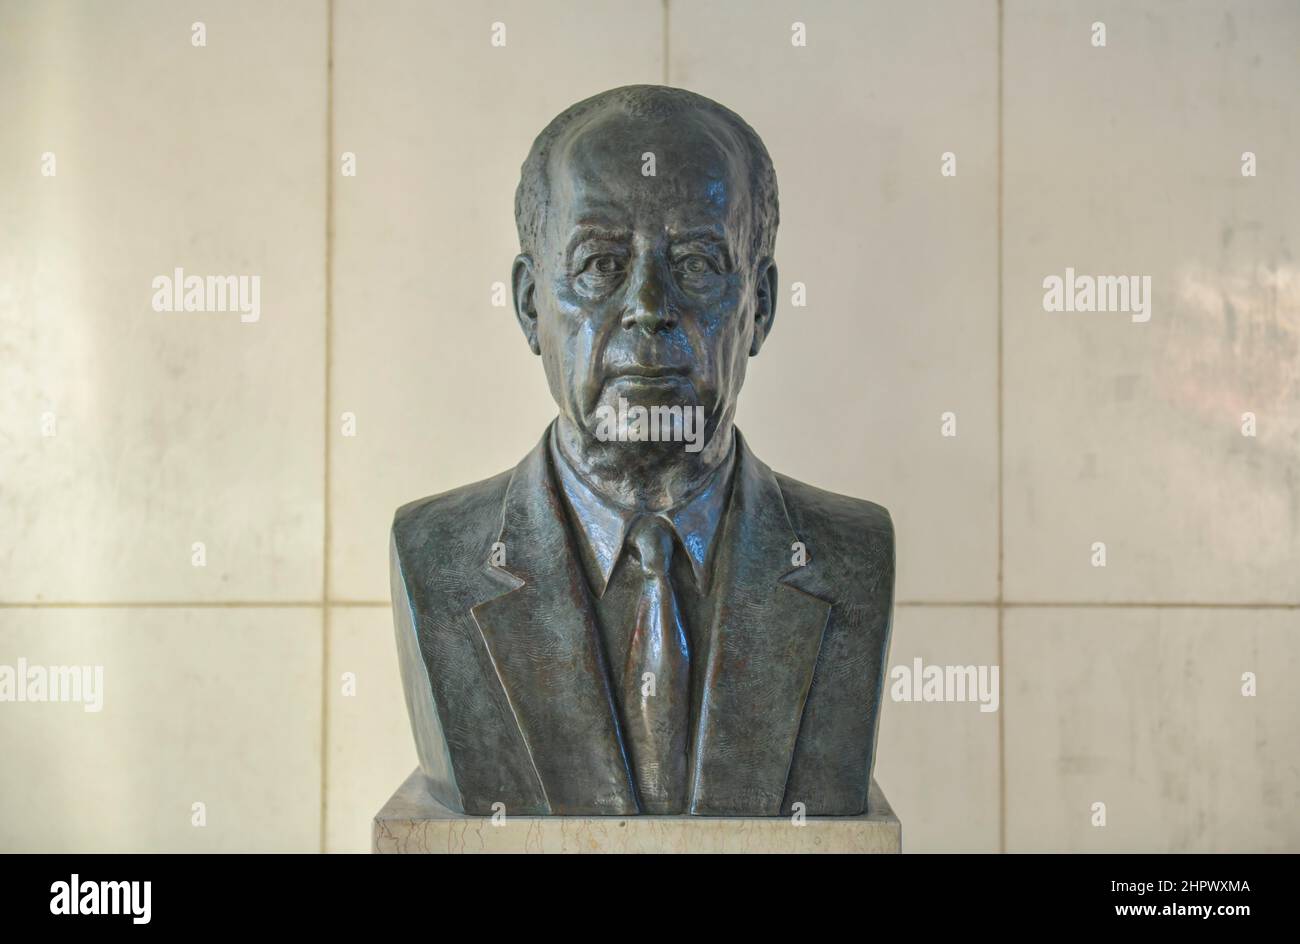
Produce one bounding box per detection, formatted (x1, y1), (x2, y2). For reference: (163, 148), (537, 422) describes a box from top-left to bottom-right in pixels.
(515, 85), (779, 264)
(550, 97), (751, 167)
(547, 104), (753, 208)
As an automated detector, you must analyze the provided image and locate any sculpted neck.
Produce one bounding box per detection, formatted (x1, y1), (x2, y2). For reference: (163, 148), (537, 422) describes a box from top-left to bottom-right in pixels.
(553, 414), (735, 513)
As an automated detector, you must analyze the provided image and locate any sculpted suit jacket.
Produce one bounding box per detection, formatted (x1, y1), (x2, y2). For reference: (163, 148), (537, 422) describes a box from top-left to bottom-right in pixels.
(390, 424), (895, 816)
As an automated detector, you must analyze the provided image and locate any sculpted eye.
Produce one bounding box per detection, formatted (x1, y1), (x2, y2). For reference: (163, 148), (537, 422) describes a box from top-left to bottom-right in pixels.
(583, 254), (626, 276)
(675, 254), (715, 276)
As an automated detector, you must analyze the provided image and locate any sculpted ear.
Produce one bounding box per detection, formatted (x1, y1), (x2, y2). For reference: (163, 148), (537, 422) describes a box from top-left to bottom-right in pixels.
(512, 253), (541, 355)
(749, 257), (777, 357)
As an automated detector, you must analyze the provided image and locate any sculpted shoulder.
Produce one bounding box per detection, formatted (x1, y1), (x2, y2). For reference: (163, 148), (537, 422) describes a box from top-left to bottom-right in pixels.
(775, 472), (894, 606)
(391, 468), (513, 595)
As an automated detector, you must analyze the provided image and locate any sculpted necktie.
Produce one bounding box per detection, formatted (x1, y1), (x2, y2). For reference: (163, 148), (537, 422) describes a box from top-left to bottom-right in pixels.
(621, 515), (691, 813)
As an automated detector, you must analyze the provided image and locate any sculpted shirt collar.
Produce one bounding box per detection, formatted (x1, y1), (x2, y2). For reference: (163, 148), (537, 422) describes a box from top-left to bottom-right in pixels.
(548, 424), (735, 598)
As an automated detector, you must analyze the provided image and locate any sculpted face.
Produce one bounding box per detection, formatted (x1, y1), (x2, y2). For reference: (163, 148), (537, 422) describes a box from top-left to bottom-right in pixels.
(513, 106), (776, 489)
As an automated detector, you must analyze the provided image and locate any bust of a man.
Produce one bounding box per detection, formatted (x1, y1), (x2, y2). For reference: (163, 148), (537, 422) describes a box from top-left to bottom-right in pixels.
(391, 85), (894, 817)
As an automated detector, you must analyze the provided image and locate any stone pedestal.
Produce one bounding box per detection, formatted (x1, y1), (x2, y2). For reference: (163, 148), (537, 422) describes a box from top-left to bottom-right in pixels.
(373, 769), (901, 853)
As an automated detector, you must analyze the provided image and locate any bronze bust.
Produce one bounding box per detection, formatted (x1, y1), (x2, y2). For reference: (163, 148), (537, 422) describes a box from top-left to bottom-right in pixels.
(390, 85), (894, 816)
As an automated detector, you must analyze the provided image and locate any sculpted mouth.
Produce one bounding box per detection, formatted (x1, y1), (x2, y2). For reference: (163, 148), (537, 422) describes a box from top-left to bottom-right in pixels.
(610, 365), (689, 379)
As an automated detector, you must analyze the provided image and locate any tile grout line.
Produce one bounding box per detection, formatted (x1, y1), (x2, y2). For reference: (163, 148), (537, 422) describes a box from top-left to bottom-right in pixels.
(320, 0), (336, 856)
(662, 0), (669, 85)
(996, 0), (1006, 856)
(3, 599), (1296, 609)
(0, 601), (331, 609)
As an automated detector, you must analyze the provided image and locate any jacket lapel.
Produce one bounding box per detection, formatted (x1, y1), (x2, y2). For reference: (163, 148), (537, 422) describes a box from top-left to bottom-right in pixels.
(469, 428), (638, 815)
(689, 433), (834, 815)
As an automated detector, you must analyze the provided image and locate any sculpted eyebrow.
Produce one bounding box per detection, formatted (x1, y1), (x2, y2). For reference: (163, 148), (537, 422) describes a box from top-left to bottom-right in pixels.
(669, 226), (727, 244)
(564, 226), (631, 268)
(567, 225), (630, 249)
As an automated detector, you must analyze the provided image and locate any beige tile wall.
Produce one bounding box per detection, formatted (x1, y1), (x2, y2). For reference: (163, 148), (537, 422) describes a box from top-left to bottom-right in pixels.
(876, 606), (1002, 853)
(0, 0), (327, 603)
(1005, 607), (1300, 852)
(324, 605), (414, 853)
(1003, 0), (1300, 604)
(2, 0), (1295, 852)
(0, 608), (322, 852)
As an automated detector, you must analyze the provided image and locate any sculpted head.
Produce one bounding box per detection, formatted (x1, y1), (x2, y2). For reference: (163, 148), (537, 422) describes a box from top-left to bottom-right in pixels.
(512, 86), (779, 502)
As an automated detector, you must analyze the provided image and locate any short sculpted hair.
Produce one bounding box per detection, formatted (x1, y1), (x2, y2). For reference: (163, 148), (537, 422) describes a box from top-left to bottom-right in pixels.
(515, 85), (780, 269)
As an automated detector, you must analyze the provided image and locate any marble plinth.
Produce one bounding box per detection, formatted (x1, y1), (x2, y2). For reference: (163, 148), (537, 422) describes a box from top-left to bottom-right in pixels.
(373, 769), (902, 853)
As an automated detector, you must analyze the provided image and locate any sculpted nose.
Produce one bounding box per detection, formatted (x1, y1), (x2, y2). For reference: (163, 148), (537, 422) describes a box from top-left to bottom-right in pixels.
(621, 256), (677, 334)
